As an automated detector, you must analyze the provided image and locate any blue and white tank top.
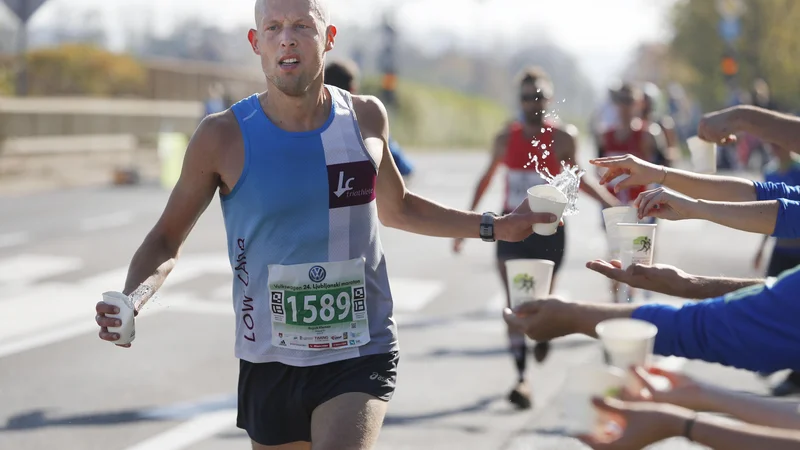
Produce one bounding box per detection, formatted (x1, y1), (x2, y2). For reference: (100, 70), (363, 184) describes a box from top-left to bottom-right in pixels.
(220, 86), (397, 367)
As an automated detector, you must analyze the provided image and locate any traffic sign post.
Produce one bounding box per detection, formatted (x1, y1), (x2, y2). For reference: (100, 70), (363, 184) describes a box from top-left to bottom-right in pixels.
(2, 0), (50, 96)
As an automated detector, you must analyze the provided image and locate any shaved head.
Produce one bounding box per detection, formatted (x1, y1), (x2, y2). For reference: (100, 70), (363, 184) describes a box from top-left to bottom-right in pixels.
(255, 0), (329, 27)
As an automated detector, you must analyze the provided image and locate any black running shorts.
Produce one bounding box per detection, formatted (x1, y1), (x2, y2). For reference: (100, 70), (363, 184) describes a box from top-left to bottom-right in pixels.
(496, 218), (566, 274)
(236, 351), (399, 446)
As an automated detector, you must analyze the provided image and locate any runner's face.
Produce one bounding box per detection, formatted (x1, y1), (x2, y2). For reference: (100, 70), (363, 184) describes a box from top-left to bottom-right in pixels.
(520, 82), (548, 124)
(248, 0), (335, 97)
(615, 96), (636, 123)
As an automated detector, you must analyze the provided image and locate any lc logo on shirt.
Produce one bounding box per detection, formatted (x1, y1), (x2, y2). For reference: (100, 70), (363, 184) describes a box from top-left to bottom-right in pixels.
(327, 160), (376, 209)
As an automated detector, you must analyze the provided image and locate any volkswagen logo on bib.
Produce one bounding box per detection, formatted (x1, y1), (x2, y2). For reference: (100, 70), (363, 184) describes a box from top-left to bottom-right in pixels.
(308, 265), (327, 283)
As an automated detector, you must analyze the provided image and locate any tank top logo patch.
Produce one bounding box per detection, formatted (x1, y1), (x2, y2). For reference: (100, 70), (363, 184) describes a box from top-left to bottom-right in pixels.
(327, 160), (377, 209)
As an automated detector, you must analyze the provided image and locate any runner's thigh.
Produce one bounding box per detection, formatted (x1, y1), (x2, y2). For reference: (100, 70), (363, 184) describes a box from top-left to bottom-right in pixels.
(310, 392), (388, 450)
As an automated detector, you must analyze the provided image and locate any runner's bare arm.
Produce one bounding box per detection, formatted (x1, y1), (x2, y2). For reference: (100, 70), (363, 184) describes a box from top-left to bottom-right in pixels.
(121, 114), (229, 310)
(466, 127), (509, 211)
(555, 127), (618, 208)
(358, 97), (552, 241)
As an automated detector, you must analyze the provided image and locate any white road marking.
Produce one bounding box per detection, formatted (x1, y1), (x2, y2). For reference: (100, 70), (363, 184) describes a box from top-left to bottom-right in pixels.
(0, 252), (233, 359)
(79, 211), (135, 232)
(124, 409), (237, 450)
(0, 253), (83, 286)
(0, 231), (30, 249)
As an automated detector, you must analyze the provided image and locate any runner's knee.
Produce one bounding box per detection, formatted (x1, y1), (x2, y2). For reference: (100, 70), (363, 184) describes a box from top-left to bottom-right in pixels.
(311, 392), (388, 450)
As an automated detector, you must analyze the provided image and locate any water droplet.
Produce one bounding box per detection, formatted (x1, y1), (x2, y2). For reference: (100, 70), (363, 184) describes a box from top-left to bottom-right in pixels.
(540, 128), (545, 133)
(541, 144), (547, 150)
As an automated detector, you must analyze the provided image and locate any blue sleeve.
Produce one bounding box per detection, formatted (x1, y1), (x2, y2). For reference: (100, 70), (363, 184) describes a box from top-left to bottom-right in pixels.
(772, 198), (800, 238)
(754, 181), (800, 201)
(631, 269), (800, 373)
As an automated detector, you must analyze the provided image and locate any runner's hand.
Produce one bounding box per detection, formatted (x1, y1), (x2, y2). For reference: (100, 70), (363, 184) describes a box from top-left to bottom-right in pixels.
(576, 397), (694, 450)
(452, 238), (465, 254)
(634, 187), (699, 221)
(495, 198), (559, 242)
(95, 301), (135, 348)
(697, 107), (739, 145)
(585, 260), (691, 298)
(590, 155), (666, 193)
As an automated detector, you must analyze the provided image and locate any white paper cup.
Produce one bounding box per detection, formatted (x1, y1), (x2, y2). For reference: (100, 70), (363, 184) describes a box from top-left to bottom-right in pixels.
(616, 223), (657, 269)
(527, 185), (568, 236)
(687, 136), (717, 174)
(562, 365), (626, 435)
(602, 207), (639, 258)
(596, 318), (658, 372)
(504, 259), (555, 309)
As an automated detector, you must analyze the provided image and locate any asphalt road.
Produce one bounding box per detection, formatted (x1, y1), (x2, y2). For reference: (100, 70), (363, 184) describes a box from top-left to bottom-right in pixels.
(0, 151), (774, 450)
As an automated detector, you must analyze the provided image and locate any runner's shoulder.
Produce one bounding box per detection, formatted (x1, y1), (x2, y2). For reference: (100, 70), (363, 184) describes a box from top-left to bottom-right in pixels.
(496, 120), (520, 142)
(194, 109), (242, 154)
(351, 95), (389, 137)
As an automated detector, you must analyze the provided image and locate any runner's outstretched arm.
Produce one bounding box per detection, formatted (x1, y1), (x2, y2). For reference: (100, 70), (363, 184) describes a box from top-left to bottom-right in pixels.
(96, 113), (227, 346)
(361, 97), (555, 241)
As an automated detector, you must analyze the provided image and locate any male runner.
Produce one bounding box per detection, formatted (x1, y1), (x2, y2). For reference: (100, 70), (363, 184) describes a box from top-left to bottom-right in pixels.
(597, 82), (664, 204)
(452, 67), (618, 409)
(323, 59), (415, 183)
(92, 1), (556, 449)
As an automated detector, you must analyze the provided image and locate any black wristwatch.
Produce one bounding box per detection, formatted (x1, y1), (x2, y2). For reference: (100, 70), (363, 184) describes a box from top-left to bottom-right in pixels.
(479, 212), (498, 242)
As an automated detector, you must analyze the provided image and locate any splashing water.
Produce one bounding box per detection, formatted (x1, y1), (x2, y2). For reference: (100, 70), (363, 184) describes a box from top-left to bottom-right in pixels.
(522, 104), (586, 215)
(128, 283), (159, 308)
(538, 161), (586, 216)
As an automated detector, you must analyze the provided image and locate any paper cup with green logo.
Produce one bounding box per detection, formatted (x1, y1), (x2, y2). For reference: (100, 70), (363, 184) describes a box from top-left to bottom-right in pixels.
(562, 364), (626, 436)
(602, 206), (639, 258)
(596, 318), (658, 391)
(687, 136), (717, 174)
(504, 259), (555, 309)
(527, 185), (568, 236)
(616, 223), (657, 269)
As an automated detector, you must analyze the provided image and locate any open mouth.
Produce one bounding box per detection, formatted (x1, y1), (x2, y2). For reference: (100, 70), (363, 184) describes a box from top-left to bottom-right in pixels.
(279, 56), (300, 69)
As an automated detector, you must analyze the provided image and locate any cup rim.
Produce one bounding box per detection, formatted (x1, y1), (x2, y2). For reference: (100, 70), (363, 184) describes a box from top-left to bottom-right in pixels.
(595, 318), (658, 339)
(504, 258), (556, 267)
(527, 184), (568, 201)
(616, 223), (657, 228)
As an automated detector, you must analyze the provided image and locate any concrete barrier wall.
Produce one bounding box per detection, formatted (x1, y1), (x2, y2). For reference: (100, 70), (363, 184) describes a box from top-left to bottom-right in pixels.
(0, 96), (205, 140)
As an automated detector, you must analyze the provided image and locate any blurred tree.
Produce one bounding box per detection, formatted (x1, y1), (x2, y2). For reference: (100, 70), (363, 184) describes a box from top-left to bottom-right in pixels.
(24, 44), (146, 97)
(669, 0), (800, 111)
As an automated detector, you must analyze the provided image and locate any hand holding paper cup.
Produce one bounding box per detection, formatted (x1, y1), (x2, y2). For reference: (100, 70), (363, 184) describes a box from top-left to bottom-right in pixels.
(596, 318), (658, 392)
(527, 185), (568, 236)
(616, 223), (657, 269)
(687, 136), (717, 174)
(504, 259), (554, 309)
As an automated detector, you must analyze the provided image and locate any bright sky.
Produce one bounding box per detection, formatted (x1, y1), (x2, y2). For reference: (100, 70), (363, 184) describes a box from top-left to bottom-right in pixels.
(22, 0), (676, 89)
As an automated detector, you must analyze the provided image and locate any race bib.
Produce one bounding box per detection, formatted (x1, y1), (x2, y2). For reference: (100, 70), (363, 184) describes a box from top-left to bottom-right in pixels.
(268, 258), (370, 351)
(506, 170), (546, 209)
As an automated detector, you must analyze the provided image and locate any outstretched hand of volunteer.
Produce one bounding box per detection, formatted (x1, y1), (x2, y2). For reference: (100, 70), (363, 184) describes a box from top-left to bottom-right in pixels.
(697, 107), (739, 145)
(590, 155), (666, 194)
(634, 187), (699, 221)
(585, 259), (691, 298)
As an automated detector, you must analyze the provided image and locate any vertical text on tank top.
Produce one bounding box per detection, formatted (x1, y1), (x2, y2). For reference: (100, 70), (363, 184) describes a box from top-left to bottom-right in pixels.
(220, 86), (397, 366)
